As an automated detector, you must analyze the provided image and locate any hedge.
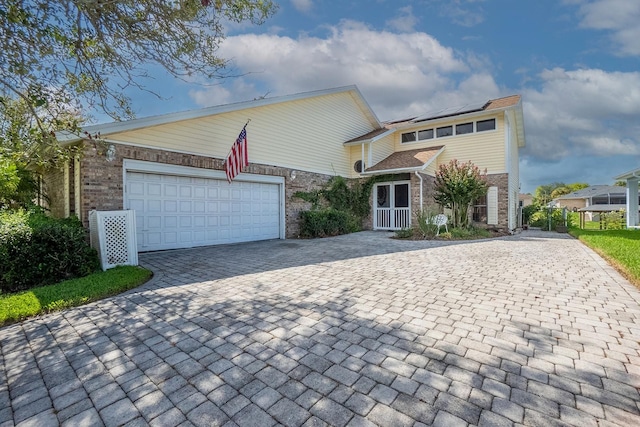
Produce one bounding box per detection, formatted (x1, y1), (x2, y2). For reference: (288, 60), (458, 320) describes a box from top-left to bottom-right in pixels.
(0, 210), (100, 293)
(299, 208), (360, 238)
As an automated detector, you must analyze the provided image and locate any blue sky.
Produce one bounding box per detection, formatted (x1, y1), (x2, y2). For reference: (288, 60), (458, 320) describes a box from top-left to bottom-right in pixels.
(114, 0), (640, 193)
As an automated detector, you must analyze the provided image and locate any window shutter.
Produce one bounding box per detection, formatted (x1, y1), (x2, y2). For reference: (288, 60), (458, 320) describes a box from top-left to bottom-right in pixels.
(487, 186), (498, 225)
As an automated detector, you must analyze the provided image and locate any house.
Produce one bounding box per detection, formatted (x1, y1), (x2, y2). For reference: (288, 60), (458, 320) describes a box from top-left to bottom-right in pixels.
(49, 86), (526, 252)
(519, 193), (533, 208)
(551, 185), (627, 220)
(614, 168), (640, 228)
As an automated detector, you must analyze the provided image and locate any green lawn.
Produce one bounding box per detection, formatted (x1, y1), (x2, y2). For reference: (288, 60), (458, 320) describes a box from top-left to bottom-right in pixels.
(569, 228), (640, 286)
(0, 266), (152, 326)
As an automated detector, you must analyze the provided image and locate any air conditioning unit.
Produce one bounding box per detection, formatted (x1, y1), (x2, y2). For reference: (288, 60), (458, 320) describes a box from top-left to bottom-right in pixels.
(89, 210), (138, 271)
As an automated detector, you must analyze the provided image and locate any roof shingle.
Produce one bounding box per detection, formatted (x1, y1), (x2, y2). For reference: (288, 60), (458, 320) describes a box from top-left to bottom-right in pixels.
(365, 146), (444, 173)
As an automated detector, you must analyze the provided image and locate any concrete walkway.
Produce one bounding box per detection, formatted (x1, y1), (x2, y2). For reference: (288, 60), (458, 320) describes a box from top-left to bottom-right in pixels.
(2, 231), (640, 426)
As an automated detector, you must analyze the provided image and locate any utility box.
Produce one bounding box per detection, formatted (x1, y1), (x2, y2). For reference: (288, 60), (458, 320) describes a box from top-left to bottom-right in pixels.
(89, 210), (138, 271)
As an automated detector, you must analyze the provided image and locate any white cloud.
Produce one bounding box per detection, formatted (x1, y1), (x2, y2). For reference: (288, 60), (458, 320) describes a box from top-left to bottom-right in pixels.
(522, 67), (640, 163)
(386, 6), (419, 33)
(576, 0), (640, 56)
(191, 20), (501, 121)
(291, 0), (313, 13)
(431, 0), (486, 27)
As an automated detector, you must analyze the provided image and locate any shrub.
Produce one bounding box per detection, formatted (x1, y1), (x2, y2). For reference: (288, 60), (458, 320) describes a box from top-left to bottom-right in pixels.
(529, 208), (573, 230)
(395, 228), (414, 239)
(299, 208), (360, 238)
(601, 210), (625, 230)
(450, 226), (491, 239)
(415, 210), (440, 239)
(433, 159), (488, 229)
(0, 210), (99, 293)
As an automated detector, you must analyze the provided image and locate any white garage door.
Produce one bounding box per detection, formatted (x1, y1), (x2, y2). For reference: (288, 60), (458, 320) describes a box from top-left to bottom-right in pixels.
(125, 171), (281, 252)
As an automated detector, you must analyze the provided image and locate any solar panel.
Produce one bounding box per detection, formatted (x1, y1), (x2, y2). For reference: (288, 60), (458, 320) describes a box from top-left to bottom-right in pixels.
(413, 100), (487, 123)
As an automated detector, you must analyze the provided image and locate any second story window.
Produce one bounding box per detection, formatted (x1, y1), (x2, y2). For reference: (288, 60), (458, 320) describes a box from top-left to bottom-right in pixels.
(436, 126), (453, 138)
(418, 129), (434, 140)
(477, 118), (496, 132)
(456, 122), (473, 135)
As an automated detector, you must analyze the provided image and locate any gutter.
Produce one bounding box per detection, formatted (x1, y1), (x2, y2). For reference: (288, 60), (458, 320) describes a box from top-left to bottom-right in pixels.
(415, 171), (424, 211)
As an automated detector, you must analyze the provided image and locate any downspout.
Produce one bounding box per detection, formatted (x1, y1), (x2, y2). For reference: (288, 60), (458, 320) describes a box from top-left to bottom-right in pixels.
(415, 171), (423, 212)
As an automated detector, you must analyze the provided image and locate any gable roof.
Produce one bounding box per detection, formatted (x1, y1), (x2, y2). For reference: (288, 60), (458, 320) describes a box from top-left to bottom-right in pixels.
(364, 146), (444, 174)
(59, 85), (382, 143)
(557, 185), (625, 200)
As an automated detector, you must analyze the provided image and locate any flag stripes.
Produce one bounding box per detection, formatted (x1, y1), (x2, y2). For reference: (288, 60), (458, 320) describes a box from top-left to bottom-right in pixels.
(224, 126), (248, 183)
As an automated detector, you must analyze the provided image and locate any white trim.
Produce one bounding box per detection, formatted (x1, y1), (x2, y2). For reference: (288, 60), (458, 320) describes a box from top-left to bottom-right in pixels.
(487, 186), (498, 225)
(74, 158), (81, 218)
(504, 111), (513, 230)
(615, 168), (640, 181)
(343, 128), (396, 146)
(63, 161), (70, 217)
(373, 181), (412, 230)
(122, 159), (286, 240)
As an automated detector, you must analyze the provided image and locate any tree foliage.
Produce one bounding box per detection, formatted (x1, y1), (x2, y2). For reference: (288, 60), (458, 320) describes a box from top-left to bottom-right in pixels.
(433, 159), (488, 229)
(1, 0), (277, 205)
(1, 0), (278, 123)
(533, 182), (589, 206)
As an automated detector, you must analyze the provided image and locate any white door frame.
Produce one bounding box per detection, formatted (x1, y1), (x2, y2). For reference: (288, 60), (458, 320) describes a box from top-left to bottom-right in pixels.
(373, 181), (411, 230)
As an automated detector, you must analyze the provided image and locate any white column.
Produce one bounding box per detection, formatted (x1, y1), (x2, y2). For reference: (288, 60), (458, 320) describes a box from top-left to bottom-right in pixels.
(628, 178), (639, 227)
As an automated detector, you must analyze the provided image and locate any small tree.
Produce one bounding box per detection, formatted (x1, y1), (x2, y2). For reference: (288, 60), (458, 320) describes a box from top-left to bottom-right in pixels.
(433, 159), (488, 229)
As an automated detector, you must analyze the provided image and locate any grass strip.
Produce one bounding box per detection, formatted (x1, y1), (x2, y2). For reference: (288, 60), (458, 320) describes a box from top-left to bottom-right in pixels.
(0, 266), (152, 326)
(569, 228), (640, 287)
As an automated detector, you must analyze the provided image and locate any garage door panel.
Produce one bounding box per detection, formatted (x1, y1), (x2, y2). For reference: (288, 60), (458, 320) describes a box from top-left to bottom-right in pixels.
(148, 200), (161, 212)
(165, 185), (178, 197)
(126, 171), (281, 251)
(165, 216), (177, 228)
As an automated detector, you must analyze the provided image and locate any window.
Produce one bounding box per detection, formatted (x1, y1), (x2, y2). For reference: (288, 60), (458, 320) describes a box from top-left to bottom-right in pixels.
(610, 194), (625, 204)
(436, 126), (453, 138)
(456, 122), (473, 135)
(401, 132), (416, 143)
(592, 196), (609, 205)
(394, 184), (409, 208)
(476, 118), (496, 132)
(418, 129), (434, 140)
(473, 195), (487, 222)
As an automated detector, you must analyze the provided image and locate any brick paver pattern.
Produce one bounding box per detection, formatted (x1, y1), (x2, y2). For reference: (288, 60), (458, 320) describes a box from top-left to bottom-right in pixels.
(2, 230), (640, 426)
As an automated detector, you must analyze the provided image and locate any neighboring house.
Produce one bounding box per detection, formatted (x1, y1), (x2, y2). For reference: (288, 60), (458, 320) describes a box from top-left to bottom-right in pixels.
(519, 193), (533, 208)
(614, 168), (640, 228)
(552, 185), (626, 209)
(551, 185), (628, 221)
(49, 85), (525, 252)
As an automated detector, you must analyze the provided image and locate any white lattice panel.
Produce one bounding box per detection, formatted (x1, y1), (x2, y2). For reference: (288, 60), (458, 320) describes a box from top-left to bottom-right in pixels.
(89, 210), (138, 270)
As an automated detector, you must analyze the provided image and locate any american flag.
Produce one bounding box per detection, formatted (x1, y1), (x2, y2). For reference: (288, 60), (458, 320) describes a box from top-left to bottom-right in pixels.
(224, 126), (248, 183)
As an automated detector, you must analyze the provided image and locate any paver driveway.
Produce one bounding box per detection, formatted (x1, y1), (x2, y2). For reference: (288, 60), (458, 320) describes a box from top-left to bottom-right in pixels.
(2, 231), (640, 427)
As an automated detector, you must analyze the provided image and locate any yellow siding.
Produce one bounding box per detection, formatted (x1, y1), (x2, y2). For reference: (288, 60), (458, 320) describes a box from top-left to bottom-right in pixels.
(349, 145), (363, 178)
(372, 135), (395, 166)
(347, 134), (395, 178)
(392, 114), (506, 174)
(110, 92), (375, 177)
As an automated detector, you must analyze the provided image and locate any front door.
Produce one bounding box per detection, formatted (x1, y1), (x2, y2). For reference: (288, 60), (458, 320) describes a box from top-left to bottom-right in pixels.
(374, 181), (410, 230)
